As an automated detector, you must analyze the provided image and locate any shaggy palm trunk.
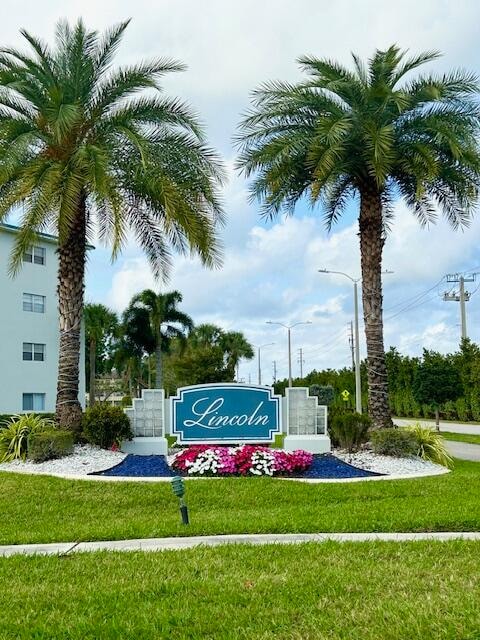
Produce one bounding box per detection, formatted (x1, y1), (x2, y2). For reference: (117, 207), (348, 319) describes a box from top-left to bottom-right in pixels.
(88, 338), (96, 407)
(359, 182), (392, 429)
(155, 336), (163, 389)
(55, 197), (86, 433)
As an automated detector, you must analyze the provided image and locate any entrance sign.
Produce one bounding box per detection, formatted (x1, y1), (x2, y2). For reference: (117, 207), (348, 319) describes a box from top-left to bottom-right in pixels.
(171, 383), (281, 444)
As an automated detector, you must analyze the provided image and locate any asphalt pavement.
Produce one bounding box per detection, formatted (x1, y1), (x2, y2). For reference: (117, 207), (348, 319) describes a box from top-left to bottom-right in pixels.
(394, 418), (480, 461)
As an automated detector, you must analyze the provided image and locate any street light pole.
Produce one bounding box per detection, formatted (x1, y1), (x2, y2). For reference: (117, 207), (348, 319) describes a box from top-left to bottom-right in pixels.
(353, 280), (361, 413)
(318, 268), (393, 414)
(266, 321), (312, 387)
(255, 343), (274, 385)
(318, 269), (362, 413)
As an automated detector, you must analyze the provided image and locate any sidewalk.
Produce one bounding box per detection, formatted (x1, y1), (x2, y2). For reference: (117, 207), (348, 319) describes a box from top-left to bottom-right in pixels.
(1, 531), (480, 557)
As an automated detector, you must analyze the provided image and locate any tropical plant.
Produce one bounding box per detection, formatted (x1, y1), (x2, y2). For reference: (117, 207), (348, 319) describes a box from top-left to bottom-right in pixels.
(236, 45), (480, 428)
(329, 412), (371, 452)
(126, 290), (193, 389)
(0, 414), (55, 462)
(406, 423), (453, 468)
(370, 428), (418, 458)
(0, 20), (224, 432)
(220, 330), (255, 379)
(82, 403), (133, 449)
(168, 323), (254, 388)
(84, 303), (118, 406)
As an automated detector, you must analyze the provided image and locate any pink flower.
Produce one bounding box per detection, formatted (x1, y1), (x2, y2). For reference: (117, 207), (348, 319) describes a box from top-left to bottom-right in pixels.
(171, 445), (313, 476)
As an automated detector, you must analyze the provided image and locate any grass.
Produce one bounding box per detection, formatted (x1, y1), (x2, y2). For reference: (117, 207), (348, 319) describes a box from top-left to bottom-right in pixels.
(441, 431), (480, 446)
(0, 541), (479, 639)
(1, 459), (479, 545)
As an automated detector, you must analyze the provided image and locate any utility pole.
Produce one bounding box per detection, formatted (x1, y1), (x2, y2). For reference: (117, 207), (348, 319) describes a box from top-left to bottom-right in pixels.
(443, 273), (476, 340)
(254, 343), (274, 385)
(348, 321), (355, 371)
(297, 348), (304, 378)
(266, 321), (312, 387)
(272, 360), (277, 384)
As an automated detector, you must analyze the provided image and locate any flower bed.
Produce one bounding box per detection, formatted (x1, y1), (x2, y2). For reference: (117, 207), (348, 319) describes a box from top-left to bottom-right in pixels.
(171, 445), (313, 477)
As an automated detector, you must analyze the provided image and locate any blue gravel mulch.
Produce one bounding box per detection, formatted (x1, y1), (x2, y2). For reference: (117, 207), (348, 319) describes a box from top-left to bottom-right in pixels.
(94, 455), (175, 477)
(93, 453), (382, 479)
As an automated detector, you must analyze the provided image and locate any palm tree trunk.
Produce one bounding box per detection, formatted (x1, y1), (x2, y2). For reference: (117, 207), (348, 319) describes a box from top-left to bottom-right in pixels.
(155, 339), (163, 389)
(359, 182), (392, 429)
(55, 196), (86, 433)
(89, 338), (96, 407)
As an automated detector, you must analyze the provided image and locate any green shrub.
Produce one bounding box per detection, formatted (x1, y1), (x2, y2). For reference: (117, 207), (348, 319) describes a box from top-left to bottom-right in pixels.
(443, 400), (456, 421)
(121, 396), (133, 407)
(309, 385), (335, 406)
(330, 413), (371, 452)
(82, 404), (133, 449)
(0, 414), (56, 462)
(28, 429), (74, 463)
(406, 424), (453, 468)
(370, 428), (417, 457)
(455, 397), (469, 422)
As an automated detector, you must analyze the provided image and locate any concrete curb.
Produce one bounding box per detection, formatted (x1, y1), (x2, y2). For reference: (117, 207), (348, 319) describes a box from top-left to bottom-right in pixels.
(1, 531), (479, 557)
(0, 466), (450, 483)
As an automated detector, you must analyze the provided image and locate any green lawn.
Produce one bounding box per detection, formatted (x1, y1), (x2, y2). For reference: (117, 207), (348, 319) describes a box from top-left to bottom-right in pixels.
(1, 459), (479, 545)
(0, 541), (479, 639)
(441, 431), (480, 446)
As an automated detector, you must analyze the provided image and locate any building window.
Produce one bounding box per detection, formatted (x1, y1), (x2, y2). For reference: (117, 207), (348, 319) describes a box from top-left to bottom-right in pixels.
(23, 246), (46, 265)
(23, 343), (46, 362)
(23, 293), (46, 313)
(22, 393), (46, 412)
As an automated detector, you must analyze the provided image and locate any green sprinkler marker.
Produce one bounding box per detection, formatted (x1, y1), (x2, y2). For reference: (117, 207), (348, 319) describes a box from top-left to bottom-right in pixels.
(171, 476), (189, 525)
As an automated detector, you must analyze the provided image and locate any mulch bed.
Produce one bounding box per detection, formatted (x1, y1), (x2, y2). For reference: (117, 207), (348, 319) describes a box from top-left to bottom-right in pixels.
(93, 453), (383, 479)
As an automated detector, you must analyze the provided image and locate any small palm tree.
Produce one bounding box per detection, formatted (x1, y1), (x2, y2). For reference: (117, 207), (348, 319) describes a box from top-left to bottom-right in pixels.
(0, 20), (224, 431)
(128, 289), (193, 388)
(236, 46), (480, 428)
(84, 303), (118, 406)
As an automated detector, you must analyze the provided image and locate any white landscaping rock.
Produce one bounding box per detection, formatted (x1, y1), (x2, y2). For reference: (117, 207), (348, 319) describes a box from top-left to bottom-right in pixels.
(0, 445), (448, 480)
(0, 444), (126, 477)
(334, 449), (447, 476)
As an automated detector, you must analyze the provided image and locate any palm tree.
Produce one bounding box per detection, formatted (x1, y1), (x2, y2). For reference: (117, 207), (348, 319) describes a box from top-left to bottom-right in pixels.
(236, 46), (480, 428)
(221, 331), (254, 379)
(84, 303), (118, 406)
(0, 20), (224, 431)
(127, 290), (193, 388)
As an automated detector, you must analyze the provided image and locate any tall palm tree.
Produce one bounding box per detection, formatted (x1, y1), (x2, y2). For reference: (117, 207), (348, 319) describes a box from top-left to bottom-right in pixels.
(128, 289), (193, 388)
(0, 20), (224, 431)
(236, 46), (480, 428)
(84, 303), (118, 406)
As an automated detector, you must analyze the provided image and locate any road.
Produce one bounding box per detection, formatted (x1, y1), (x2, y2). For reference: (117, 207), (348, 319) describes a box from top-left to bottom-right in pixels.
(394, 418), (480, 435)
(394, 418), (480, 462)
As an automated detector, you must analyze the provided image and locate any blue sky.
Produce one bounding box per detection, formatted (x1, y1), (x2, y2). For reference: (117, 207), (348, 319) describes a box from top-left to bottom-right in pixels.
(3, 0), (480, 383)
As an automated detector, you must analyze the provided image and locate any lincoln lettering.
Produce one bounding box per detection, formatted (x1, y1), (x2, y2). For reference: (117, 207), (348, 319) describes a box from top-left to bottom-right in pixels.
(184, 397), (270, 429)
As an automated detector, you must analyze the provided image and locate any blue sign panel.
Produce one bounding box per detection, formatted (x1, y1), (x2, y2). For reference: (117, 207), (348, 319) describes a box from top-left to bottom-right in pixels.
(171, 384), (281, 444)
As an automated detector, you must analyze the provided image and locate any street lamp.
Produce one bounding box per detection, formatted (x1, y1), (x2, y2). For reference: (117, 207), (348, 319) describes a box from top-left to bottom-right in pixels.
(266, 321), (312, 387)
(254, 343), (275, 385)
(318, 268), (393, 414)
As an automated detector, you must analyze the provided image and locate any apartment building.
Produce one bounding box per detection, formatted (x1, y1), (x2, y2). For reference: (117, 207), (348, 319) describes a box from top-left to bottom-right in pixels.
(0, 223), (85, 414)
